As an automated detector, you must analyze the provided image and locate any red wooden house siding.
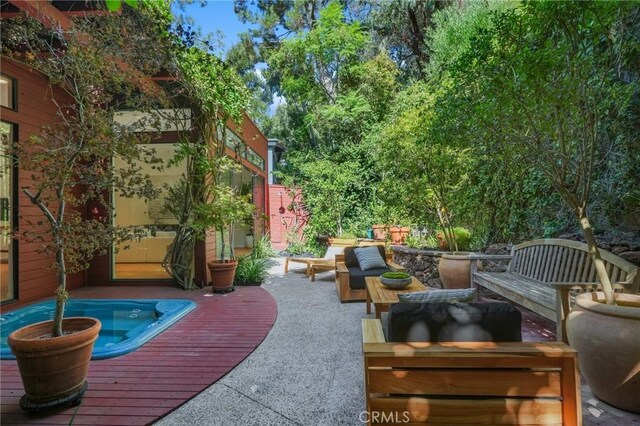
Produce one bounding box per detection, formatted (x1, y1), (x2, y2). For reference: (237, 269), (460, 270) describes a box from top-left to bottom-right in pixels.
(2, 65), (269, 300)
(1, 59), (84, 305)
(201, 113), (270, 285)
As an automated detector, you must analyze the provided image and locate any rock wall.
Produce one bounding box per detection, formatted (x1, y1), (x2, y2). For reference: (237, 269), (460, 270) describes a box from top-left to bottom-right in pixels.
(392, 234), (639, 291)
(391, 246), (444, 289)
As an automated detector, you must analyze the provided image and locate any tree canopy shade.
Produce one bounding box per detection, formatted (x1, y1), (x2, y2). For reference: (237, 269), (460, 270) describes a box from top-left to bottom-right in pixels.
(234, 0), (639, 263)
(445, 1), (640, 302)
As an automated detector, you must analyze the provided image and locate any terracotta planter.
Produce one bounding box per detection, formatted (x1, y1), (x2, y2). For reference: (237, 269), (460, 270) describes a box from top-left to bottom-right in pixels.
(567, 292), (640, 413)
(208, 260), (238, 293)
(389, 226), (410, 244)
(372, 225), (387, 240)
(438, 252), (479, 289)
(8, 317), (101, 411)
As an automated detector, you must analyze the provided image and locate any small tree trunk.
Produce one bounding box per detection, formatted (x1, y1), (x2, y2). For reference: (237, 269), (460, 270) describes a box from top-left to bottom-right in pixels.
(52, 245), (66, 337)
(579, 210), (616, 305)
(218, 227), (225, 262)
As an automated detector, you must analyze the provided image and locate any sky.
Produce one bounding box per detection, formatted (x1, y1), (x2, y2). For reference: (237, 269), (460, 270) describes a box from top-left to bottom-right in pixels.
(176, 1), (254, 57)
(176, 1), (285, 114)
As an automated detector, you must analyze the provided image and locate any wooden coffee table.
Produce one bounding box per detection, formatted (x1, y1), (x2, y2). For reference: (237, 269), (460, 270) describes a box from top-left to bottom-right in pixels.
(365, 276), (426, 319)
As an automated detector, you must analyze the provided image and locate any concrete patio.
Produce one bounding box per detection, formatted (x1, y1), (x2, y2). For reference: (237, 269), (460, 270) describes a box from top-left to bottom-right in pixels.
(158, 257), (640, 426)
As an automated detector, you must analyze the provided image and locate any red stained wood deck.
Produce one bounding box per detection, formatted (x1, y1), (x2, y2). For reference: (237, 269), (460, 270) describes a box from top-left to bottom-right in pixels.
(0, 285), (278, 425)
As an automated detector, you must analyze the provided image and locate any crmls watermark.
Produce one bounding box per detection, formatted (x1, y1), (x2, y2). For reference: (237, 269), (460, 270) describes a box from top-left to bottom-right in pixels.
(359, 411), (411, 424)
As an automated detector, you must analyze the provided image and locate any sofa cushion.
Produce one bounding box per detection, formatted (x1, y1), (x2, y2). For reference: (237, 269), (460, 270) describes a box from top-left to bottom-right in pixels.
(344, 245), (386, 268)
(398, 288), (476, 303)
(387, 301), (521, 343)
(354, 246), (387, 271)
(347, 266), (390, 290)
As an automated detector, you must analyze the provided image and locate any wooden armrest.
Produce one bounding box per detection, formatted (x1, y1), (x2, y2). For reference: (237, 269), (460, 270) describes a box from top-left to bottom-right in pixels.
(335, 254), (345, 263)
(362, 319), (386, 344)
(387, 261), (406, 272)
(466, 254), (513, 261)
(336, 262), (348, 273)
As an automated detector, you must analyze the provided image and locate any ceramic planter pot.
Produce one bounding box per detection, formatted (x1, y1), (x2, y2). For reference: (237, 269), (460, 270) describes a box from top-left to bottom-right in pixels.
(389, 227), (410, 244)
(8, 317), (101, 411)
(208, 260), (238, 293)
(438, 252), (479, 289)
(567, 292), (640, 413)
(379, 276), (412, 289)
(372, 225), (387, 240)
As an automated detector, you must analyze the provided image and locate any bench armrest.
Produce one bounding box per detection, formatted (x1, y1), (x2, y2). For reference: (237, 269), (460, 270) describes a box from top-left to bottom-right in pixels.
(387, 261), (406, 272)
(362, 319), (386, 344)
(336, 262), (348, 274)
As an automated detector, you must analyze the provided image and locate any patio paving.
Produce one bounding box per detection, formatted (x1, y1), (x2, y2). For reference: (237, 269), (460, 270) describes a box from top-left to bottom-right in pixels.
(158, 257), (640, 426)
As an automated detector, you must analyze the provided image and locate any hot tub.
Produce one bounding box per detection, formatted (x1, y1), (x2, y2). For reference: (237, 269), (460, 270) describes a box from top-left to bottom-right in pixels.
(1, 299), (196, 360)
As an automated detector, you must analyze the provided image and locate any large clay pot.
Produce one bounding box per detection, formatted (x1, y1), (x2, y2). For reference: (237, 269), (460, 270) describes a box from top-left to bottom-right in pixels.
(567, 292), (640, 413)
(372, 225), (387, 240)
(438, 252), (478, 289)
(389, 227), (410, 244)
(208, 260), (238, 293)
(8, 317), (101, 411)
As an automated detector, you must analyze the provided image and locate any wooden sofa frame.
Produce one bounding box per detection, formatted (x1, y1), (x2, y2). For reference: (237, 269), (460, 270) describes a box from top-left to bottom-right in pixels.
(335, 251), (404, 303)
(362, 319), (582, 425)
(469, 238), (639, 342)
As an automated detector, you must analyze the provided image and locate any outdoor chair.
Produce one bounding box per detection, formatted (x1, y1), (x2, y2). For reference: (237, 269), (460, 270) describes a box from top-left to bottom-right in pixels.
(335, 245), (405, 302)
(362, 301), (581, 425)
(284, 239), (356, 281)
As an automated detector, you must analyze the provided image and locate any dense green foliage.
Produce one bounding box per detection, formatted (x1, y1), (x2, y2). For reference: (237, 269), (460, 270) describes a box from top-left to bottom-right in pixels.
(232, 0), (639, 249)
(234, 256), (269, 285)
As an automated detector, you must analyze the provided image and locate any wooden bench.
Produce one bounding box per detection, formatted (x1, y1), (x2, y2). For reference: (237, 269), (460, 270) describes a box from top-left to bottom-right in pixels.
(470, 238), (639, 342)
(362, 319), (582, 425)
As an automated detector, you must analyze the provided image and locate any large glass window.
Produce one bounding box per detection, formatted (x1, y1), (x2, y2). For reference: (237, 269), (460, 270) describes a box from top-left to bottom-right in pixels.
(112, 143), (186, 279)
(219, 127), (265, 170)
(1, 121), (16, 301)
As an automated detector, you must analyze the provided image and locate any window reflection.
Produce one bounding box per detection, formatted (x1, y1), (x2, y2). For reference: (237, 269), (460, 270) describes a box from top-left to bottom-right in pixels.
(1, 121), (15, 301)
(112, 144), (185, 279)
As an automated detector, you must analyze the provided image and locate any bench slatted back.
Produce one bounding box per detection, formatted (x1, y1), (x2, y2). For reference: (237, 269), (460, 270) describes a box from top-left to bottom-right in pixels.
(509, 239), (638, 291)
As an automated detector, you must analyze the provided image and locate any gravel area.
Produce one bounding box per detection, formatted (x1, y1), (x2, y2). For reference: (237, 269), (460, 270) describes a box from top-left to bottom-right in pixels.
(157, 257), (639, 426)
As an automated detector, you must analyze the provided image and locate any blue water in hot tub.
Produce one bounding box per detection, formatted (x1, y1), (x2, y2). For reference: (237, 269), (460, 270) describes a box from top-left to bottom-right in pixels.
(0, 299), (196, 360)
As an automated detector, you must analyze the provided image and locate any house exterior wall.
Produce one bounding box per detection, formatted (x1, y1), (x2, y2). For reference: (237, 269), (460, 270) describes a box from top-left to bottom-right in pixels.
(1, 59), (84, 305)
(203, 113), (269, 283)
(2, 63), (270, 294)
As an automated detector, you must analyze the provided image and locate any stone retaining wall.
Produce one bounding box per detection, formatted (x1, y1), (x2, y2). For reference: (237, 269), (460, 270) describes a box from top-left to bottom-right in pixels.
(391, 246), (444, 289)
(392, 236), (640, 291)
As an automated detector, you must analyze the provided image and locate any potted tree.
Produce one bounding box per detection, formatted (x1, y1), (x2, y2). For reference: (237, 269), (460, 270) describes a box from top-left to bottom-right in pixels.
(161, 42), (251, 291)
(436, 225), (478, 289)
(457, 2), (640, 411)
(195, 171), (254, 293)
(3, 8), (165, 411)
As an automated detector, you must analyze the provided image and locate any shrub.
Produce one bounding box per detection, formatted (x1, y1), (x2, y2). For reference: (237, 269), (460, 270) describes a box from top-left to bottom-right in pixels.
(405, 234), (439, 249)
(234, 256), (269, 286)
(251, 233), (276, 259)
(436, 227), (472, 251)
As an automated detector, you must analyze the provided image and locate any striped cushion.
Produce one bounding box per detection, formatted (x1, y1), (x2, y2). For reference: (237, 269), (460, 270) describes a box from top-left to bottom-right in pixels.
(398, 288), (476, 303)
(354, 246), (387, 271)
